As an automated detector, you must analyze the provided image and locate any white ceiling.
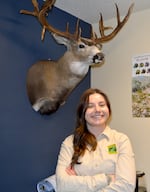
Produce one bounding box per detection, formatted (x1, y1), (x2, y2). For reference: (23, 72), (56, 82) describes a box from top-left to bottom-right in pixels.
(54, 0), (150, 24)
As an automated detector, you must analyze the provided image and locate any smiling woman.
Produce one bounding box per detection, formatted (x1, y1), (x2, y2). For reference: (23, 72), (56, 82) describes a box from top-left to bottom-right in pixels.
(55, 88), (136, 192)
(84, 92), (110, 137)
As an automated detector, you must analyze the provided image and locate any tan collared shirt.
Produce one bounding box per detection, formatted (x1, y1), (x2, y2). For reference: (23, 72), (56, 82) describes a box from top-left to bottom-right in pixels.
(56, 126), (136, 192)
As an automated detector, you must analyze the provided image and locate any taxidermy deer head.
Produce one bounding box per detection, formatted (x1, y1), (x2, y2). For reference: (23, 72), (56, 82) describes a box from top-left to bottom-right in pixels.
(20, 0), (134, 115)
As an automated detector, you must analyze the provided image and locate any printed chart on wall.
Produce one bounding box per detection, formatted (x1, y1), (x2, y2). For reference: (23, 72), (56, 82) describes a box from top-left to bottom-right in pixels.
(132, 53), (150, 117)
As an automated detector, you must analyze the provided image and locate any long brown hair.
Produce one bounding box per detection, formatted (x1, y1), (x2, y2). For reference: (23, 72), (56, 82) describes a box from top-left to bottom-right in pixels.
(71, 88), (112, 167)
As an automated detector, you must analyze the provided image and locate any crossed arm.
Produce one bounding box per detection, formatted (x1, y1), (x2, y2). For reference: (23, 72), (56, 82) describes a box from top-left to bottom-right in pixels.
(56, 136), (136, 192)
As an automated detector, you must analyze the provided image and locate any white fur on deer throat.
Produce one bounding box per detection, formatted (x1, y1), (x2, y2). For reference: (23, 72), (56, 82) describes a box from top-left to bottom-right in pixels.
(69, 61), (89, 76)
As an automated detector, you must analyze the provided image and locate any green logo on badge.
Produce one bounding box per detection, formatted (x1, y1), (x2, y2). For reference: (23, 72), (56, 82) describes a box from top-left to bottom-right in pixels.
(108, 144), (117, 154)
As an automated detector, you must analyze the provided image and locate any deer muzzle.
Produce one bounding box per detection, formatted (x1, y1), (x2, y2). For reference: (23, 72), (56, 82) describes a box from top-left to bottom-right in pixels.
(93, 52), (105, 64)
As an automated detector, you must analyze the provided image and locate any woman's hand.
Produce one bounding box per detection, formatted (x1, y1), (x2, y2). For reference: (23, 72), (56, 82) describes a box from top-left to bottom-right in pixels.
(106, 174), (116, 184)
(109, 174), (115, 182)
(66, 166), (77, 176)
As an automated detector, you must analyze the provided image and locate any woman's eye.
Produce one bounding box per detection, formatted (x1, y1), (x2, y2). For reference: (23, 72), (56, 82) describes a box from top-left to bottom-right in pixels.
(87, 104), (94, 108)
(99, 103), (105, 107)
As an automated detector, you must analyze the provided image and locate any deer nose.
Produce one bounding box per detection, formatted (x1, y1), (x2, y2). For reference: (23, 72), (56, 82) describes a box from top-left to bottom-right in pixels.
(93, 53), (105, 63)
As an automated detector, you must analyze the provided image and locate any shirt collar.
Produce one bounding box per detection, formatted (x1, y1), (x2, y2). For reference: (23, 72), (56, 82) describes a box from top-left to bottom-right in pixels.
(97, 126), (111, 140)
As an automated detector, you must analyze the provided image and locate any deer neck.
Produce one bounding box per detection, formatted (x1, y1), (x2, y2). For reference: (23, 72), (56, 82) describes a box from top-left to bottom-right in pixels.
(58, 51), (89, 77)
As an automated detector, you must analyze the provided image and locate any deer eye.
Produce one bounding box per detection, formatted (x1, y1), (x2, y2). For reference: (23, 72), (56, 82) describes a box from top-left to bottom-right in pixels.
(79, 43), (85, 48)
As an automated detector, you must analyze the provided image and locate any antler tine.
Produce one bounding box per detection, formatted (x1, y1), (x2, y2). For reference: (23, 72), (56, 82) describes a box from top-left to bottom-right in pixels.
(74, 19), (82, 40)
(20, 0), (81, 41)
(91, 26), (97, 41)
(20, 0), (40, 17)
(80, 25), (98, 45)
(99, 13), (113, 37)
(63, 19), (81, 40)
(115, 3), (120, 24)
(95, 3), (134, 43)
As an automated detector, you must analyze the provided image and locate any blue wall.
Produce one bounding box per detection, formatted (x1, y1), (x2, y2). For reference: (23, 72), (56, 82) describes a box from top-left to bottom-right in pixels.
(0, 1), (90, 192)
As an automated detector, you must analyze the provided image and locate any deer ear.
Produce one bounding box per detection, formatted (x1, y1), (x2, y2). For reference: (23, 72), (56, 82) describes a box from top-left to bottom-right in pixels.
(52, 33), (70, 47)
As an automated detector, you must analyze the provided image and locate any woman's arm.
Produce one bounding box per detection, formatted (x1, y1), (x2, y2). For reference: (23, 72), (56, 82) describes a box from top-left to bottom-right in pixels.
(101, 135), (136, 192)
(56, 136), (109, 192)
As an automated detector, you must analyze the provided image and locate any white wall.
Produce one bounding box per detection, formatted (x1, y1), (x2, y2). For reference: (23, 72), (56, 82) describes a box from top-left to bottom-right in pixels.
(91, 9), (150, 191)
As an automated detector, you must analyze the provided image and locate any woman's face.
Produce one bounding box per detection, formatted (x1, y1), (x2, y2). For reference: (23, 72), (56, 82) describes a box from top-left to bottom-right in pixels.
(85, 93), (110, 128)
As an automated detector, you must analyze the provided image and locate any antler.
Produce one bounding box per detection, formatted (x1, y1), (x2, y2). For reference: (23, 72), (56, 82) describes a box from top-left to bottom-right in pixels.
(20, 0), (81, 41)
(94, 3), (134, 43)
(81, 3), (134, 45)
(20, 0), (134, 44)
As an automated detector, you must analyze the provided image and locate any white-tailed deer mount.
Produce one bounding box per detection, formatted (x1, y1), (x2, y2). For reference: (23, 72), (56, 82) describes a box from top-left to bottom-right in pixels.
(20, 0), (134, 115)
